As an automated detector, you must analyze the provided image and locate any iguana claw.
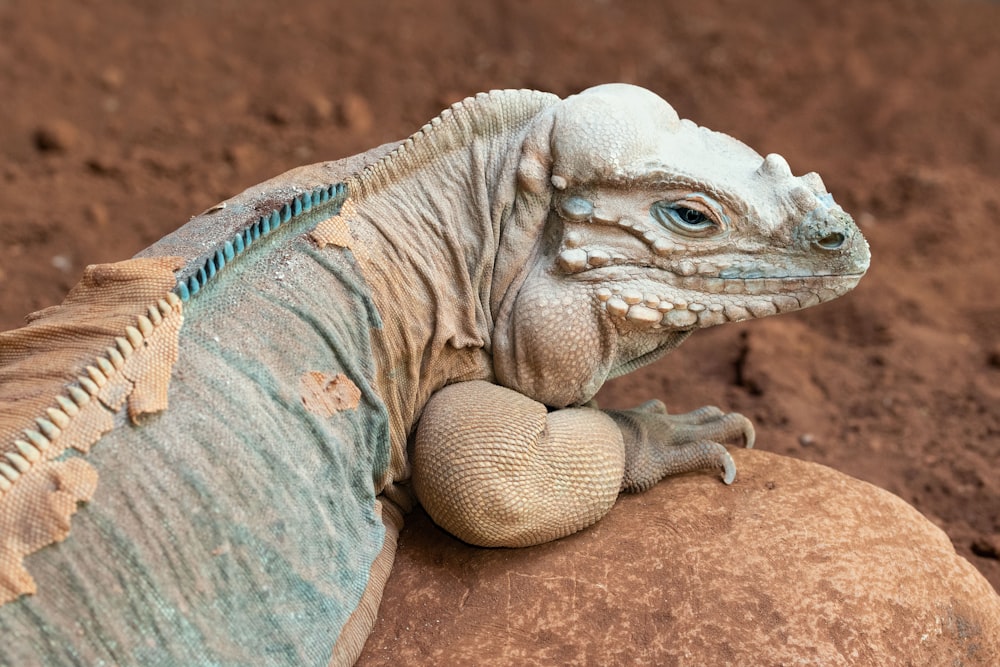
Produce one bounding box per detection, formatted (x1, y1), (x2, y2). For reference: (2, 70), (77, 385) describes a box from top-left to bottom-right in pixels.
(610, 404), (755, 491)
(719, 447), (738, 485)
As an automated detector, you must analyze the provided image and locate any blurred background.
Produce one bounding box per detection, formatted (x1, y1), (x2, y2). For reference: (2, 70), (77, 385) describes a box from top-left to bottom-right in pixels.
(0, 0), (997, 590)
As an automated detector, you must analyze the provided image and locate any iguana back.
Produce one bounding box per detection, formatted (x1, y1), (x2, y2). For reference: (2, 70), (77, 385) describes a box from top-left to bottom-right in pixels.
(0, 156), (400, 665)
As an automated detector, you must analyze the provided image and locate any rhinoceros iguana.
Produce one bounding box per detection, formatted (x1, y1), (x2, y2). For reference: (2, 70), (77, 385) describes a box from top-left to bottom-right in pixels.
(0, 83), (869, 666)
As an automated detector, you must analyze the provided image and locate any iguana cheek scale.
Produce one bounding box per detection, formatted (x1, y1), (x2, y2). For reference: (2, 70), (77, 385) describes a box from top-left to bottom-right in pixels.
(0, 84), (869, 666)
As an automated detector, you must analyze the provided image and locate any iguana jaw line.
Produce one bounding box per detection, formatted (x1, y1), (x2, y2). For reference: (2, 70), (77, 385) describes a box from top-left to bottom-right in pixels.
(566, 262), (867, 284)
(586, 268), (862, 330)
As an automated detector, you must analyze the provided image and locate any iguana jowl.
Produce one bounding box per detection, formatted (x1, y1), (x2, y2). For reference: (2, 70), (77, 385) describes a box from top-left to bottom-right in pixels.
(0, 84), (869, 665)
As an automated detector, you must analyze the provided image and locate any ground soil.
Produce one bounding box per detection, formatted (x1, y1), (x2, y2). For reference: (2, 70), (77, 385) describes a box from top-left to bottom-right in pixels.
(1, 0), (997, 597)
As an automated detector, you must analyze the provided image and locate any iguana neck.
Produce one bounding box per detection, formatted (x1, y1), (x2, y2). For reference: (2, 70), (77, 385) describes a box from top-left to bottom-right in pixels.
(342, 89), (558, 486)
(349, 89), (557, 202)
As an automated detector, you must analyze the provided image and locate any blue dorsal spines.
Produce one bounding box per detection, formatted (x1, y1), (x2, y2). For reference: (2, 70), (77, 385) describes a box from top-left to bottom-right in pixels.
(173, 182), (347, 302)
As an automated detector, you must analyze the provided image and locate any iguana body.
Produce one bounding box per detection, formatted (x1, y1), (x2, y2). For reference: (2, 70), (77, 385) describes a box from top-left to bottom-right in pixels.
(0, 85), (869, 666)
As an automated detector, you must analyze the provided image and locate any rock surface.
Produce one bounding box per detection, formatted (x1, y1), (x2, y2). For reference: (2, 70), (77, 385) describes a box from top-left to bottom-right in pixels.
(359, 449), (1000, 665)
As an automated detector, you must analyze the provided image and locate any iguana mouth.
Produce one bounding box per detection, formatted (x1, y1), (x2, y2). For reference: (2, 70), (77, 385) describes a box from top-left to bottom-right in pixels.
(577, 264), (863, 295)
(560, 246), (867, 281)
(580, 267), (864, 329)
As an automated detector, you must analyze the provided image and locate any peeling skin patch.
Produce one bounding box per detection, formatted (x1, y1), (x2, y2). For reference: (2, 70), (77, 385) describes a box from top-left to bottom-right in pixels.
(0, 458), (98, 602)
(309, 200), (369, 260)
(0, 256), (184, 606)
(310, 214), (354, 249)
(300, 371), (361, 417)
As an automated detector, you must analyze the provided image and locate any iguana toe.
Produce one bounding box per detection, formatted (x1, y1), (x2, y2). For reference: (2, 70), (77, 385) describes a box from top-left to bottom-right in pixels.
(662, 440), (738, 485)
(667, 408), (755, 449)
(664, 405), (726, 423)
(633, 398), (668, 414)
(612, 404), (755, 491)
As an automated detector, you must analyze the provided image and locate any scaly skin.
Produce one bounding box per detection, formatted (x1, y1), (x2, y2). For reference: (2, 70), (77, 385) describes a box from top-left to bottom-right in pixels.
(346, 84), (868, 547)
(0, 84), (868, 666)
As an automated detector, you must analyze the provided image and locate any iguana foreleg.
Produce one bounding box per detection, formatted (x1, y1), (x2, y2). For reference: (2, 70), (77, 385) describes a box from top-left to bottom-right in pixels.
(412, 380), (624, 547)
(412, 381), (752, 547)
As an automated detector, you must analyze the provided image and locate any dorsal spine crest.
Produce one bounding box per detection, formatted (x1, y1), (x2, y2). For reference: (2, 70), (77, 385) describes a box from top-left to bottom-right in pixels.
(350, 89), (559, 199)
(174, 183), (348, 302)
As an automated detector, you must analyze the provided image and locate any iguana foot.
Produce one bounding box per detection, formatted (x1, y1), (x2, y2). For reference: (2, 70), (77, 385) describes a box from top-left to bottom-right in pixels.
(609, 403), (755, 491)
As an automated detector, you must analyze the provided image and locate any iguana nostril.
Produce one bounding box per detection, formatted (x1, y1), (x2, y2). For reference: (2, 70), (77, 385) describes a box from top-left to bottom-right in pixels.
(816, 232), (846, 250)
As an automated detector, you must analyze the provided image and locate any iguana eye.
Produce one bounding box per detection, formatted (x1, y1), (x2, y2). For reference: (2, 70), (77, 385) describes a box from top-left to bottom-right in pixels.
(679, 208), (709, 226)
(651, 201), (720, 237)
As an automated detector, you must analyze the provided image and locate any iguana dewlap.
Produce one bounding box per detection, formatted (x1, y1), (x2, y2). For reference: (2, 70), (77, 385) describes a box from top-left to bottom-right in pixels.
(0, 84), (869, 666)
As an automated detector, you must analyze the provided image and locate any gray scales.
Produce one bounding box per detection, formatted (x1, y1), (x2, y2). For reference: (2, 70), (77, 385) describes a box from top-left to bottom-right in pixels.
(0, 84), (869, 665)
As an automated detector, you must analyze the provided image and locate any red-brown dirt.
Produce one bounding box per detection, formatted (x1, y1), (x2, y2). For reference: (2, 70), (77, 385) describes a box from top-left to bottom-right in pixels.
(1, 0), (997, 602)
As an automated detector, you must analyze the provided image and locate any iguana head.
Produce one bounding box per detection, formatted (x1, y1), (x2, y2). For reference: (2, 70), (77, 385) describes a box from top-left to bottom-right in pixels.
(492, 83), (870, 407)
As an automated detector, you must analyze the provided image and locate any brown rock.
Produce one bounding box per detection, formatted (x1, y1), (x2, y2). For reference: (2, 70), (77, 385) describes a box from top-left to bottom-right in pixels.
(336, 93), (374, 134)
(84, 202), (109, 229)
(223, 142), (262, 174)
(264, 104), (293, 127)
(973, 535), (1000, 561)
(32, 120), (79, 153)
(359, 449), (1000, 665)
(987, 344), (1000, 369)
(307, 95), (335, 125)
(99, 66), (123, 91)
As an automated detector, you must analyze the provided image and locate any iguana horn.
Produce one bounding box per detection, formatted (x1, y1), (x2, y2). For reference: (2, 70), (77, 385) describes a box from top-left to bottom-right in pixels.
(756, 153), (793, 179)
(800, 171), (826, 193)
(790, 185), (819, 212)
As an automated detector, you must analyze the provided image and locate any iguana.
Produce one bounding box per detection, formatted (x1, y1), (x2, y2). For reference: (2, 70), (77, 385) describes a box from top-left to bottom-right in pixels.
(0, 84), (869, 666)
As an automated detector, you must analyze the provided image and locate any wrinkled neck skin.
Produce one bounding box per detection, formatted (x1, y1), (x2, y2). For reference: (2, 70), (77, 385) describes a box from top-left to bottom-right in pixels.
(343, 90), (559, 489)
